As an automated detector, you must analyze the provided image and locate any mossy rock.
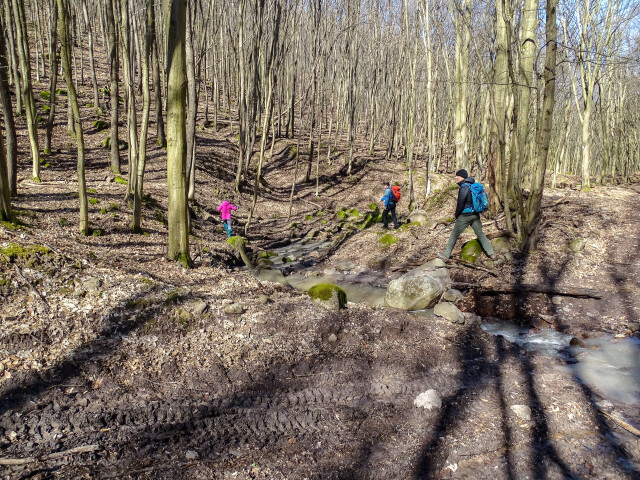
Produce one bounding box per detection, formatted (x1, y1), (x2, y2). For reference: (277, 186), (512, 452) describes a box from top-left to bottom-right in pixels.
(357, 213), (375, 230)
(89, 197), (99, 205)
(379, 233), (399, 248)
(305, 214), (314, 220)
(336, 210), (348, 220)
(347, 208), (360, 217)
(93, 120), (109, 132)
(102, 137), (128, 151)
(40, 91), (51, 100)
(114, 176), (127, 185)
(568, 238), (587, 253)
(0, 243), (51, 267)
(308, 283), (347, 311)
(460, 239), (483, 263)
(43, 105), (50, 112)
(55, 88), (67, 96)
(368, 202), (379, 211)
(257, 250), (276, 259)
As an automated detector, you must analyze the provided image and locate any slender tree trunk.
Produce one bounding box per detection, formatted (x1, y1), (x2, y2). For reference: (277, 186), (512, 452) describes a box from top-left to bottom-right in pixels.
(0, 27), (17, 196)
(3, 0), (21, 114)
(106, 0), (120, 173)
(120, 0), (138, 196)
(521, 0), (557, 251)
(12, 0), (41, 180)
(57, 0), (89, 235)
(132, 0), (152, 232)
(0, 121), (11, 221)
(165, 0), (191, 266)
(82, 0), (100, 110)
(151, 6), (166, 147)
(44, 0), (59, 156)
(185, 2), (197, 201)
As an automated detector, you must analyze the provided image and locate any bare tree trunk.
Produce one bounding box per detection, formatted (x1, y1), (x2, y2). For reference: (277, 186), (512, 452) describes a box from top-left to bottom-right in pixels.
(151, 9), (166, 147)
(44, 0), (59, 157)
(132, 0), (153, 232)
(82, 0), (100, 111)
(57, 0), (89, 235)
(0, 119), (11, 221)
(120, 0), (138, 197)
(0, 26), (17, 196)
(165, 0), (191, 266)
(185, 1), (197, 201)
(12, 0), (41, 180)
(521, 0), (557, 251)
(106, 0), (120, 173)
(3, 0), (21, 114)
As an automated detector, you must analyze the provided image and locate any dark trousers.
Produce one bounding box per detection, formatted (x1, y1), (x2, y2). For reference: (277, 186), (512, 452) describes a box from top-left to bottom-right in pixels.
(382, 204), (398, 228)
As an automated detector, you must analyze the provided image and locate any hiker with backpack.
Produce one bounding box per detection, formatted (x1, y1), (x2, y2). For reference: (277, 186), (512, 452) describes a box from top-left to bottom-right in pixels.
(380, 181), (400, 229)
(439, 169), (495, 260)
(217, 200), (238, 238)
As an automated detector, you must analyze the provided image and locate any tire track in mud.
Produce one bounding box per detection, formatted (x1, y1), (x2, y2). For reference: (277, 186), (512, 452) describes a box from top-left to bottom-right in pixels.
(1, 377), (454, 460)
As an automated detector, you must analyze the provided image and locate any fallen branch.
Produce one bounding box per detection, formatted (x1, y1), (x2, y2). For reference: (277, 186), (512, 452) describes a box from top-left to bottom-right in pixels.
(15, 264), (51, 312)
(300, 197), (323, 210)
(598, 409), (640, 437)
(444, 258), (499, 277)
(477, 283), (601, 299)
(0, 445), (99, 466)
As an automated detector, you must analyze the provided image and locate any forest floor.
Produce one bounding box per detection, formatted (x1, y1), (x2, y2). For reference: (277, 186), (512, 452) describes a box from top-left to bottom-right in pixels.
(2, 87), (640, 479)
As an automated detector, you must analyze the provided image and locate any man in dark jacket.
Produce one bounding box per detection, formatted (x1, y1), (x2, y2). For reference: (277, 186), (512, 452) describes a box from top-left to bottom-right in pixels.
(380, 181), (399, 229)
(440, 169), (494, 259)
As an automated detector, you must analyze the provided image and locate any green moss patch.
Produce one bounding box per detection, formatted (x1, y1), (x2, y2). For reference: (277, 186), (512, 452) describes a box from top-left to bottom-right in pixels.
(308, 283), (347, 307)
(114, 176), (127, 185)
(378, 233), (399, 248)
(93, 120), (109, 132)
(0, 243), (51, 266)
(460, 239), (483, 263)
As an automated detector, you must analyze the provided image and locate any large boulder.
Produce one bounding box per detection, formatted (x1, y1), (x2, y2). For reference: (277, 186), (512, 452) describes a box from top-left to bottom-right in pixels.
(384, 259), (449, 310)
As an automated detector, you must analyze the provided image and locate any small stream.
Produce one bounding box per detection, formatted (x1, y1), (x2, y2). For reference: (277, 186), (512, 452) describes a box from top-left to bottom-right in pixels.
(482, 320), (640, 404)
(265, 240), (640, 405)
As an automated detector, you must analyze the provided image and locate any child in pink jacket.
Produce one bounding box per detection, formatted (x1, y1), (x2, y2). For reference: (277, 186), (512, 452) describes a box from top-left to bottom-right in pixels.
(217, 200), (238, 238)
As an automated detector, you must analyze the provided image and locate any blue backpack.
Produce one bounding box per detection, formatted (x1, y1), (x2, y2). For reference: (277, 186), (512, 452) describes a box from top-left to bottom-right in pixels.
(469, 182), (488, 213)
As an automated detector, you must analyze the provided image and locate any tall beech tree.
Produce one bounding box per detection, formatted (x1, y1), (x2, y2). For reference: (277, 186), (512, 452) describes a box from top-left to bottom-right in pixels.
(57, 0), (89, 234)
(165, 0), (191, 266)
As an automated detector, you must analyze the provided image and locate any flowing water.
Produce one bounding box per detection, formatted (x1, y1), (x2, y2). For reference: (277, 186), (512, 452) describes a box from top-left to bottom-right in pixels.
(482, 320), (640, 404)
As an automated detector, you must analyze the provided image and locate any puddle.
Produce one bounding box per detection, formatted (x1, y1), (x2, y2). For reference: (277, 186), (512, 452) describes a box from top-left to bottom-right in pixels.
(482, 320), (640, 404)
(568, 336), (640, 404)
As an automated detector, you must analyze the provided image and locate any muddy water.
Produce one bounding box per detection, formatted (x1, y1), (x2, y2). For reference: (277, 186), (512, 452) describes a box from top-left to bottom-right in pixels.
(482, 320), (640, 404)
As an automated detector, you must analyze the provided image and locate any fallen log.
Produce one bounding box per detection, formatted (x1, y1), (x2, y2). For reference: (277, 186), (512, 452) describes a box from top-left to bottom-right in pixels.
(476, 283), (601, 299)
